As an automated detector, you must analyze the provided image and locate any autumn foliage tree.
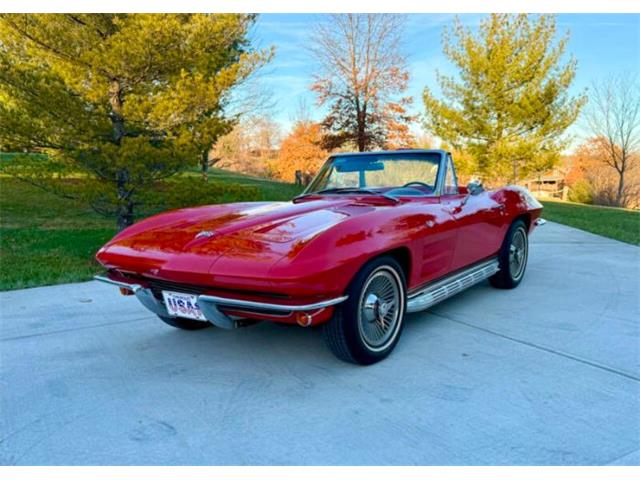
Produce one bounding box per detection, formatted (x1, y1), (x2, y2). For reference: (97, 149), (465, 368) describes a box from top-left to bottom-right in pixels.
(583, 76), (640, 207)
(310, 14), (415, 152)
(566, 137), (640, 207)
(271, 121), (328, 183)
(0, 14), (272, 230)
(423, 14), (586, 183)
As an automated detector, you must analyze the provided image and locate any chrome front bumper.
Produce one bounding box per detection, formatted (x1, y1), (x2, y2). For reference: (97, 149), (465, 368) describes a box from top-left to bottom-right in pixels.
(94, 275), (348, 329)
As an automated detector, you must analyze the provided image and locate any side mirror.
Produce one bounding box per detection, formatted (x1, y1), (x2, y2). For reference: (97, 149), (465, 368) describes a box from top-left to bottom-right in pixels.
(467, 180), (484, 196)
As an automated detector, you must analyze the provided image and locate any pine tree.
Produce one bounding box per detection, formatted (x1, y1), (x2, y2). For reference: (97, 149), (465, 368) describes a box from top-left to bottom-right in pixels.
(0, 14), (272, 229)
(423, 14), (586, 183)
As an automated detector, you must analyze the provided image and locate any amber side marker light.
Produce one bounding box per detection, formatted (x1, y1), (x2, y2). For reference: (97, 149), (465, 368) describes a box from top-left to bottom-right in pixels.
(296, 312), (313, 327)
(119, 287), (135, 296)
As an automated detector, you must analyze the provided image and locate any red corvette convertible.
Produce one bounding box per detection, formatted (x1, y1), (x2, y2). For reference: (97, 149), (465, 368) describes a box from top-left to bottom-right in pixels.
(96, 149), (544, 364)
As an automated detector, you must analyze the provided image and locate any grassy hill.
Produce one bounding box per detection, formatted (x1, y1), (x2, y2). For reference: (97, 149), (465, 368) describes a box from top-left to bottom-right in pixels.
(540, 200), (639, 246)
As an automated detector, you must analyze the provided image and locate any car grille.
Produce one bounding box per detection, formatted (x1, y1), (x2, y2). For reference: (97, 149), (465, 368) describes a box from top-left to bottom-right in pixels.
(115, 271), (290, 301)
(146, 278), (207, 298)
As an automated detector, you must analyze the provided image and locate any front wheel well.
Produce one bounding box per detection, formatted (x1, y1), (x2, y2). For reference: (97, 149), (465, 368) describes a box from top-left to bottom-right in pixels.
(368, 247), (411, 285)
(513, 213), (531, 231)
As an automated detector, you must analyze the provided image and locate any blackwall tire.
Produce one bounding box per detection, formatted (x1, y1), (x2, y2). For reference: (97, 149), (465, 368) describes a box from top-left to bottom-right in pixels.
(490, 219), (529, 289)
(322, 256), (406, 365)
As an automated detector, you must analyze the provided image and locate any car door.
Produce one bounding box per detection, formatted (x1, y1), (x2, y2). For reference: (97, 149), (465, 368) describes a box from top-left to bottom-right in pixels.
(438, 154), (504, 271)
(408, 196), (459, 287)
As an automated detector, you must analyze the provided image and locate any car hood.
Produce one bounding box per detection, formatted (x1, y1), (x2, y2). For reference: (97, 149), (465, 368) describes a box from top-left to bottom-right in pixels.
(96, 197), (390, 285)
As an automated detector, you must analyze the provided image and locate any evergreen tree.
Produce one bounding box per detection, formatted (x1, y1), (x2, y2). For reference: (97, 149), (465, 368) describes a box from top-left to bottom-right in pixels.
(0, 14), (272, 229)
(423, 14), (586, 183)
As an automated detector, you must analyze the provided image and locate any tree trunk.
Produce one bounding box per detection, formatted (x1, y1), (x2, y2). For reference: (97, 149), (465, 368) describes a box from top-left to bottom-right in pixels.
(615, 169), (625, 207)
(115, 167), (133, 231)
(356, 106), (366, 152)
(537, 173), (541, 194)
(116, 200), (134, 231)
(201, 150), (209, 182)
(109, 79), (126, 145)
(109, 79), (134, 230)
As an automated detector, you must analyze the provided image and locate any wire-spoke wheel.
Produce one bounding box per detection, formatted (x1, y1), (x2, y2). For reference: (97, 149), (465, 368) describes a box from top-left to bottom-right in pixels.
(323, 256), (406, 365)
(509, 228), (528, 281)
(358, 269), (402, 351)
(490, 219), (529, 289)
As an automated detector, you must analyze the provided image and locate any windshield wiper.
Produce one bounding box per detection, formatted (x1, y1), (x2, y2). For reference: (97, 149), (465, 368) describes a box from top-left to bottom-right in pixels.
(294, 187), (399, 203)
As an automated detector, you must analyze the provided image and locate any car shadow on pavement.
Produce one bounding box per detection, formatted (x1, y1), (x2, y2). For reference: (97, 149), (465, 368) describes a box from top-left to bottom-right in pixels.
(118, 300), (455, 376)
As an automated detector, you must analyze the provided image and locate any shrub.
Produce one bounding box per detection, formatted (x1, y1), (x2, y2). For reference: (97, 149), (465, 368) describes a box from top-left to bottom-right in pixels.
(568, 179), (594, 205)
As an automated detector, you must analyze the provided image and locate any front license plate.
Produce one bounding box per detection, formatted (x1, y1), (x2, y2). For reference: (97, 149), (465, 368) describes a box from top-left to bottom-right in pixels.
(161, 291), (208, 322)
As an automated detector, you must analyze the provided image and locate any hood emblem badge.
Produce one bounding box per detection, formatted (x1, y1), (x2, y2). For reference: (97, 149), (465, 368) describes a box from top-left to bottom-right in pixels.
(195, 230), (216, 239)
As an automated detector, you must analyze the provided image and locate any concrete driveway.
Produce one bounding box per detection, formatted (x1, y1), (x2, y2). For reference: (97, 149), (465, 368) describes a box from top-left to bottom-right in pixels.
(1, 222), (638, 465)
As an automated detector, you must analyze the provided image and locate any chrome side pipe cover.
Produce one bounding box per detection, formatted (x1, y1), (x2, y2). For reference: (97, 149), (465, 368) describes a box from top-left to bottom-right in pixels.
(406, 258), (500, 313)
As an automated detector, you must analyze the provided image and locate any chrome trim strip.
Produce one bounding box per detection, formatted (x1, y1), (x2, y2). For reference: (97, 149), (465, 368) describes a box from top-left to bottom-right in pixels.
(534, 218), (547, 226)
(197, 294), (349, 312)
(94, 275), (141, 292)
(95, 275), (168, 316)
(433, 151), (448, 196)
(406, 258), (499, 313)
(94, 275), (348, 330)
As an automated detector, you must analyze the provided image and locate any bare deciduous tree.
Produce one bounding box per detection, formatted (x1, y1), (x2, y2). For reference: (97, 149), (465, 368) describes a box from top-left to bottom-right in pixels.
(211, 116), (282, 177)
(585, 75), (640, 207)
(201, 65), (276, 181)
(310, 14), (415, 151)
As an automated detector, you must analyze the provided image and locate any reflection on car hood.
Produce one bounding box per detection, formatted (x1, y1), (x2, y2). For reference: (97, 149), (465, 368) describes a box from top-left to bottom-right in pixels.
(96, 198), (386, 281)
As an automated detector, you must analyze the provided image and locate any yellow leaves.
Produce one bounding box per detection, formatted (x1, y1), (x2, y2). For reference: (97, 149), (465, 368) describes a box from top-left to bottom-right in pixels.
(1, 12), (270, 139)
(0, 13), (272, 227)
(423, 13), (586, 183)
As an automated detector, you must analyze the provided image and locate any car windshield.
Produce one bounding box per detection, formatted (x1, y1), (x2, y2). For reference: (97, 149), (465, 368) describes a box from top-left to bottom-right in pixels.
(304, 152), (441, 196)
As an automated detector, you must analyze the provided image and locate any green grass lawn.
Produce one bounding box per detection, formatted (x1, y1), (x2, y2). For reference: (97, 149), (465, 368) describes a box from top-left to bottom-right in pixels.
(1, 178), (115, 290)
(190, 167), (304, 200)
(541, 200), (640, 245)
(0, 171), (303, 291)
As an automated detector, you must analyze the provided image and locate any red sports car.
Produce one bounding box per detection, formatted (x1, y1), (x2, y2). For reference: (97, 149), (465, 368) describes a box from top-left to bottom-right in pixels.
(96, 149), (544, 364)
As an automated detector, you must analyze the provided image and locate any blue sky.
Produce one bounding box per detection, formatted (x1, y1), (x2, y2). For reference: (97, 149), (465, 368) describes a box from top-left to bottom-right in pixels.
(250, 13), (639, 141)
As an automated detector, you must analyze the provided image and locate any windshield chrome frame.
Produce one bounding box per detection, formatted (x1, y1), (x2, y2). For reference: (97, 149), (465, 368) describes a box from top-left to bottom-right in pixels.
(302, 150), (448, 197)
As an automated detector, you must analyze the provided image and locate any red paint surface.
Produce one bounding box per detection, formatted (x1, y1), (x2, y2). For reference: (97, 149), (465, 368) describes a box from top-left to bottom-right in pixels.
(96, 186), (542, 325)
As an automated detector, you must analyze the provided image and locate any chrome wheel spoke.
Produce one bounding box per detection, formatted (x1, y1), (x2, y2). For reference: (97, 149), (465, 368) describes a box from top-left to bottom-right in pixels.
(509, 228), (528, 281)
(357, 268), (402, 349)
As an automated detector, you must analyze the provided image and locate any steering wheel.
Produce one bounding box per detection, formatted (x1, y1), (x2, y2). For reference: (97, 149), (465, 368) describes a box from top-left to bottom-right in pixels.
(402, 181), (432, 189)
